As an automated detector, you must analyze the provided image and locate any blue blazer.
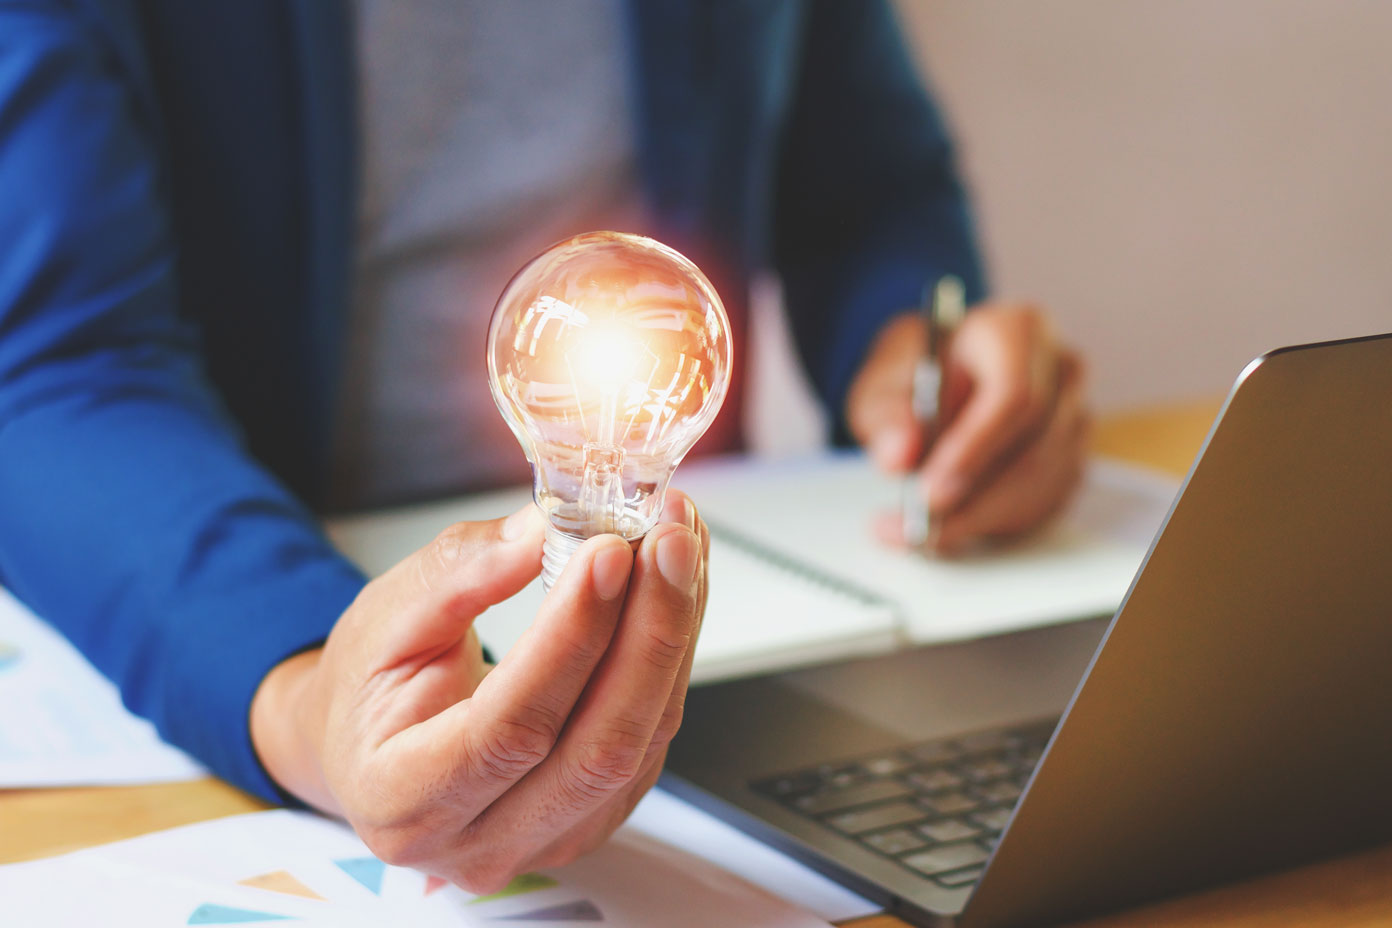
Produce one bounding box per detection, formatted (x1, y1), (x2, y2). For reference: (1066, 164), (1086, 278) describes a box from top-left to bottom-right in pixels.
(0, 0), (983, 800)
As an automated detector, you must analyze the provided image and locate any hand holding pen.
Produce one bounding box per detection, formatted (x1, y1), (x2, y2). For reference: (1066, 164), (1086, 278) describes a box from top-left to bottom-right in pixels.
(901, 276), (966, 548)
(845, 286), (1091, 555)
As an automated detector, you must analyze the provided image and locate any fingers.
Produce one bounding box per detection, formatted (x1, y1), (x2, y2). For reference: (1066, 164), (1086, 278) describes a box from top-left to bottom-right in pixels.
(537, 490), (710, 871)
(356, 505), (546, 667)
(515, 522), (698, 813)
(649, 491), (708, 755)
(337, 490), (707, 892)
(931, 350), (1090, 553)
(920, 306), (1057, 513)
(371, 533), (634, 828)
(522, 491), (709, 873)
(846, 313), (930, 473)
(445, 505), (703, 889)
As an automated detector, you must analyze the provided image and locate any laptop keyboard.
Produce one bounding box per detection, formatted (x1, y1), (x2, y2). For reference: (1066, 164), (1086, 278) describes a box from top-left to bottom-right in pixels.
(752, 720), (1056, 890)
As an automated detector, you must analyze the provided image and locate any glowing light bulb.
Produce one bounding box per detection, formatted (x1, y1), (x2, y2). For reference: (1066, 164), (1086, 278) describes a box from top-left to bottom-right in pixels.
(487, 231), (733, 589)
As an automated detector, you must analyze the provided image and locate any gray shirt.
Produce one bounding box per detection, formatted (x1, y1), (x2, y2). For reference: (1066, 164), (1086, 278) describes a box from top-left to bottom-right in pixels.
(331, 0), (646, 509)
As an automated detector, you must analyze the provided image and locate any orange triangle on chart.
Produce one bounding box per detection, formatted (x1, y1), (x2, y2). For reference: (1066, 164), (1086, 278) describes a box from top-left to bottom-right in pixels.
(237, 869), (325, 901)
(425, 875), (448, 895)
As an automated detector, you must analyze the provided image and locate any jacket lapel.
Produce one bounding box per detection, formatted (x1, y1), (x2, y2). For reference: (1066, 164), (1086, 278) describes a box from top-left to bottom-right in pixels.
(624, 0), (715, 245)
(286, 0), (358, 478)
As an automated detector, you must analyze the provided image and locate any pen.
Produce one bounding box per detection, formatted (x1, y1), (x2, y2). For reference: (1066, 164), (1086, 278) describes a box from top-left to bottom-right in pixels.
(902, 274), (966, 548)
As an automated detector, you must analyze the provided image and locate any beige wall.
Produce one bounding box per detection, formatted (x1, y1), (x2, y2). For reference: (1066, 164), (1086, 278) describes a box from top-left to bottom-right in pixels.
(894, 0), (1392, 411)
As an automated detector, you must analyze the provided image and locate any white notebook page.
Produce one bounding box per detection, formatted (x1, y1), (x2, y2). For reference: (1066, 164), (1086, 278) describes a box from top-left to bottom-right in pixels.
(676, 453), (1179, 645)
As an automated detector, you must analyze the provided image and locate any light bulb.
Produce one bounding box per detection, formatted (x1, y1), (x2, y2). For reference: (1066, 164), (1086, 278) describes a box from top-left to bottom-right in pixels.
(487, 231), (733, 590)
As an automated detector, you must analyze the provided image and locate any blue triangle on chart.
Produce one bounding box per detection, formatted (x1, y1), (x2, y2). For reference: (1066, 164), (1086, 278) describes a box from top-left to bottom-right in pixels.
(493, 899), (604, 921)
(334, 856), (386, 895)
(187, 902), (296, 924)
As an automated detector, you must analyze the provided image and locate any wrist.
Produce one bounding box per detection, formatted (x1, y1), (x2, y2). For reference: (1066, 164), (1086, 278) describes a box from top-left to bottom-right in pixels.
(250, 647), (339, 813)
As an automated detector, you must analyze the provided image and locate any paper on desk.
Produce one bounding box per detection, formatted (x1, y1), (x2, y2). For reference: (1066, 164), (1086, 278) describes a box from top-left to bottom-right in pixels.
(0, 807), (838, 928)
(628, 787), (879, 922)
(676, 454), (1180, 645)
(0, 586), (204, 787)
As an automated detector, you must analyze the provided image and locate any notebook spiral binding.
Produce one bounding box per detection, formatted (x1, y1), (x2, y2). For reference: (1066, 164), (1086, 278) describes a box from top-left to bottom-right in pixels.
(705, 518), (895, 611)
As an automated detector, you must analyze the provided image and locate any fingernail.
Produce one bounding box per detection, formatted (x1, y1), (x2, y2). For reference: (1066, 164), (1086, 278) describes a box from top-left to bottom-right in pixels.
(592, 543), (632, 601)
(501, 506), (532, 541)
(657, 529), (699, 590)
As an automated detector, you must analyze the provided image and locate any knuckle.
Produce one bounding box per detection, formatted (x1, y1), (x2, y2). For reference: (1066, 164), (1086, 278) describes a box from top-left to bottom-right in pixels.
(429, 523), (472, 563)
(359, 826), (427, 869)
(650, 695), (687, 749)
(567, 734), (648, 800)
(1017, 302), (1047, 329)
(993, 380), (1033, 428)
(454, 856), (523, 896)
(997, 507), (1038, 537)
(531, 838), (587, 872)
(472, 714), (559, 781)
(1000, 302), (1047, 339)
(640, 624), (691, 674)
(418, 523), (475, 588)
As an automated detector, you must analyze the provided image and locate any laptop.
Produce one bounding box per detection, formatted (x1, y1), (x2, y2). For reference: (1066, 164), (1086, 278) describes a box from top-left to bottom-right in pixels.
(662, 332), (1392, 927)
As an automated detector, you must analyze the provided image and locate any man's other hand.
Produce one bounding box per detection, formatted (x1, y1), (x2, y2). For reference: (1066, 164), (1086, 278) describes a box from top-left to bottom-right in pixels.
(249, 491), (708, 893)
(847, 302), (1090, 554)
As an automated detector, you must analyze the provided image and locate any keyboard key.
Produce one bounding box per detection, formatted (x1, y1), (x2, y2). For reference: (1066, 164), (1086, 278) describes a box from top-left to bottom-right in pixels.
(906, 768), (964, 793)
(970, 807), (1013, 832)
(906, 741), (961, 765)
(862, 754), (914, 777)
(957, 730), (1020, 756)
(901, 841), (990, 876)
(820, 766), (865, 789)
(793, 779), (914, 815)
(863, 827), (928, 855)
(759, 772), (820, 797)
(965, 757), (1014, 781)
(934, 865), (985, 888)
(973, 780), (1022, 804)
(917, 817), (980, 844)
(919, 791), (981, 816)
(826, 800), (926, 835)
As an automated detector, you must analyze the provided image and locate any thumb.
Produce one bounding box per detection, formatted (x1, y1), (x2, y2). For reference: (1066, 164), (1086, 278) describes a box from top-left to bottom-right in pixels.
(367, 504), (545, 665)
(847, 314), (928, 473)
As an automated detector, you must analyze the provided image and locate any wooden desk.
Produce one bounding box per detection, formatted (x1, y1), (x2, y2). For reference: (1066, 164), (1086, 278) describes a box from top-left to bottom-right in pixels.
(3, 399), (1390, 925)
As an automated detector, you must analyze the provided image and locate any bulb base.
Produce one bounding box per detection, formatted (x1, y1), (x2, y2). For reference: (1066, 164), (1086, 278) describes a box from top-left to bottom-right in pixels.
(541, 524), (586, 592)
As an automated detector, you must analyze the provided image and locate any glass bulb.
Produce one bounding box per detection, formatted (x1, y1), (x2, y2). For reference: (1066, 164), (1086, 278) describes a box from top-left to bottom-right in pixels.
(487, 231), (732, 590)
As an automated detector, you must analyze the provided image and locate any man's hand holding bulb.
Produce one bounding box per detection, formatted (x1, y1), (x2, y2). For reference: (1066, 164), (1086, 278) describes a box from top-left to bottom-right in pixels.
(251, 490), (708, 893)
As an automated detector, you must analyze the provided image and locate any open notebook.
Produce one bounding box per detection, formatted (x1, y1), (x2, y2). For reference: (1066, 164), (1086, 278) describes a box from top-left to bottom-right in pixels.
(327, 453), (1177, 682)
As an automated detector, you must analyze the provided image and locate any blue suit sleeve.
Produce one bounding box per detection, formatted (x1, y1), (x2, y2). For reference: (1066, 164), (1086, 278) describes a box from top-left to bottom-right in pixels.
(0, 8), (365, 800)
(772, 0), (987, 443)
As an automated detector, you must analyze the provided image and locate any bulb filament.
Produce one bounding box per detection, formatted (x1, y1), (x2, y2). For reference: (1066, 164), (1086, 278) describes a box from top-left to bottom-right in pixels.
(578, 442), (626, 536)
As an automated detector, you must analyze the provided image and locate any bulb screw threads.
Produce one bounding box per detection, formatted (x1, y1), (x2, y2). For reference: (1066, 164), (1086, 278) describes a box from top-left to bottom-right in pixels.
(541, 524), (586, 592)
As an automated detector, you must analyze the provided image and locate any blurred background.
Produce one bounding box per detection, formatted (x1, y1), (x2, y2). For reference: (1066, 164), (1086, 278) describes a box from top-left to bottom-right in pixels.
(747, 0), (1392, 455)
